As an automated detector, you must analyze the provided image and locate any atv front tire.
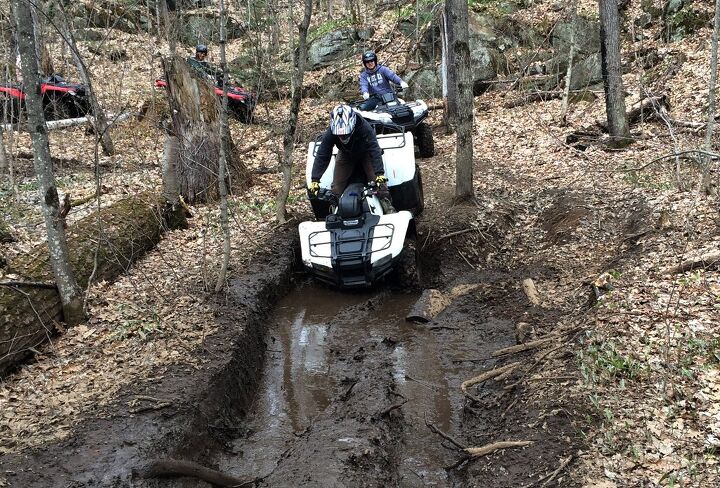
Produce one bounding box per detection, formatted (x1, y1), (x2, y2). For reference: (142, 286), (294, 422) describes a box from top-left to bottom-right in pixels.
(393, 239), (421, 290)
(415, 122), (434, 158)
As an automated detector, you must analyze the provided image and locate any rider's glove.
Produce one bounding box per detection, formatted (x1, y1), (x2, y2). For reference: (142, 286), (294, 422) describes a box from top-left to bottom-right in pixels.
(362, 92), (370, 100)
(400, 81), (409, 89)
(375, 174), (390, 199)
(308, 181), (320, 197)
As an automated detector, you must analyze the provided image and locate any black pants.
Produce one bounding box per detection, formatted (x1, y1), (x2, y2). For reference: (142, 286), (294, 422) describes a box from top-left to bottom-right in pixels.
(331, 152), (375, 196)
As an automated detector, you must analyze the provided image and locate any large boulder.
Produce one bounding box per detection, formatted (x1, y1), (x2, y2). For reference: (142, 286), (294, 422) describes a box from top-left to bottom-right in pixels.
(569, 53), (603, 90)
(662, 4), (712, 42)
(551, 16), (600, 57)
(406, 67), (442, 99)
(306, 27), (374, 70)
(177, 10), (247, 45)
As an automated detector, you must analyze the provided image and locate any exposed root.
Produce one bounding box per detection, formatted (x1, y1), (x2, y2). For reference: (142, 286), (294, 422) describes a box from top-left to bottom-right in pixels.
(137, 458), (256, 487)
(461, 362), (520, 402)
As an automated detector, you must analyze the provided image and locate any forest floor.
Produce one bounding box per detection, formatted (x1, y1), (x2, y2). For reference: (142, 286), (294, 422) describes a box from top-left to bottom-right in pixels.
(2, 1), (720, 487)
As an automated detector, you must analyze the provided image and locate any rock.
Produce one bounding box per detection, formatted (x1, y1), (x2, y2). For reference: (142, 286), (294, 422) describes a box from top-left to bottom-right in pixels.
(569, 53), (603, 90)
(177, 10), (247, 45)
(514, 322), (535, 344)
(306, 27), (370, 70)
(664, 0), (685, 16)
(551, 16), (601, 56)
(663, 7), (712, 42)
(406, 67), (442, 99)
(73, 28), (104, 41)
(634, 13), (654, 29)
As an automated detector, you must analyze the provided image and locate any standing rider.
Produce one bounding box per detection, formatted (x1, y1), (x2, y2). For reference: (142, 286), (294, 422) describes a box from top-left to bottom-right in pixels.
(358, 50), (409, 111)
(309, 104), (391, 204)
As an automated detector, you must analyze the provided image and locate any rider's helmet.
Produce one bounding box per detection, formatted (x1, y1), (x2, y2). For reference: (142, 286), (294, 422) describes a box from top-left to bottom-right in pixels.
(329, 104), (357, 144)
(362, 50), (378, 70)
(196, 44), (208, 55)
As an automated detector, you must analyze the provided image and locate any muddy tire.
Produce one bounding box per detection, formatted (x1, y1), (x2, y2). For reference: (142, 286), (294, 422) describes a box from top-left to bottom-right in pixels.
(392, 239), (421, 290)
(414, 122), (434, 158)
(412, 167), (424, 217)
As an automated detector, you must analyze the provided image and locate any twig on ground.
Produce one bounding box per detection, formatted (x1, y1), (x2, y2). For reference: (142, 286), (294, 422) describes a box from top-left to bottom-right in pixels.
(378, 399), (407, 417)
(425, 420), (468, 451)
(662, 252), (720, 274)
(464, 440), (533, 458)
(539, 455), (573, 487)
(0, 280), (57, 289)
(437, 228), (474, 241)
(492, 337), (556, 357)
(461, 362), (520, 402)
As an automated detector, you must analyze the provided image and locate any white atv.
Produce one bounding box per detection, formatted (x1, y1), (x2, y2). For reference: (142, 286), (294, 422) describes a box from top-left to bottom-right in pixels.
(353, 90), (434, 158)
(298, 131), (423, 288)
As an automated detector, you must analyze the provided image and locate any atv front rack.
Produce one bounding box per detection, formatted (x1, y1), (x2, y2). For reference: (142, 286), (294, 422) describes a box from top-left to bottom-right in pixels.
(307, 222), (395, 260)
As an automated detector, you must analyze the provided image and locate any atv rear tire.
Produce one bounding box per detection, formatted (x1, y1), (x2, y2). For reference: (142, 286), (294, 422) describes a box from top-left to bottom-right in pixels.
(393, 239), (421, 290)
(415, 122), (434, 158)
(412, 167), (424, 217)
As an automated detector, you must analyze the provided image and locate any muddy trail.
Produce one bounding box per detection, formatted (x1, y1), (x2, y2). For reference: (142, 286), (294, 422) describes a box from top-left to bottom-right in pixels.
(180, 265), (577, 487)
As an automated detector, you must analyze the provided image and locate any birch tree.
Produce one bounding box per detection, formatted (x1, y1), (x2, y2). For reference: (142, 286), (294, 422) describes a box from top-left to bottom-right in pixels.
(599, 0), (630, 147)
(13, 0), (83, 324)
(276, 0), (312, 223)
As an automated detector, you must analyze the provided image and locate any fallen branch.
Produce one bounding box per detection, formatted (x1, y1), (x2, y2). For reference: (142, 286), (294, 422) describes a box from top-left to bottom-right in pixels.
(71, 186), (109, 207)
(540, 455), (573, 487)
(426, 420), (468, 451)
(0, 280), (57, 289)
(464, 440), (533, 458)
(461, 362), (520, 402)
(379, 399), (407, 417)
(663, 252), (720, 274)
(0, 112), (133, 132)
(138, 459), (255, 487)
(491, 336), (556, 358)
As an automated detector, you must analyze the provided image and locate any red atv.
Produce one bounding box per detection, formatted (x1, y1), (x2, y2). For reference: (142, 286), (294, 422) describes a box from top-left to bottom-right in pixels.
(0, 74), (91, 122)
(155, 78), (256, 123)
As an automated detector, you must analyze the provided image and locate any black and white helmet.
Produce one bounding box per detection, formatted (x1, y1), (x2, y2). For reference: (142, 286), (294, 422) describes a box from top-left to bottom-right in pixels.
(196, 44), (208, 54)
(362, 50), (377, 67)
(329, 104), (357, 141)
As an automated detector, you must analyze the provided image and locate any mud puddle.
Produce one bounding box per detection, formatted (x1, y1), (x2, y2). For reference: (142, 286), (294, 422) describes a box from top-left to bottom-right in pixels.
(216, 284), (485, 486)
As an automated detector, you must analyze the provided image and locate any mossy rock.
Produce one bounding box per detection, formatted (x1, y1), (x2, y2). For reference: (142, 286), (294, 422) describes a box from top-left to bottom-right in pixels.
(663, 8), (712, 42)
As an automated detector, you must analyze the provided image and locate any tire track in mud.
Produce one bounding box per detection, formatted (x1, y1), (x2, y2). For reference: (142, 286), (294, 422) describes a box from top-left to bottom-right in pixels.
(211, 277), (550, 487)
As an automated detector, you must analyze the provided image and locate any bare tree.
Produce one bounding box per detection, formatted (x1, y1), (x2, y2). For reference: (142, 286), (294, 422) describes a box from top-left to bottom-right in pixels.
(216, 0), (232, 292)
(440, 9), (456, 134)
(52, 1), (114, 156)
(560, 2), (578, 124)
(13, 0), (83, 324)
(705, 0), (720, 152)
(599, 0), (630, 147)
(445, 0), (474, 200)
(276, 0), (313, 223)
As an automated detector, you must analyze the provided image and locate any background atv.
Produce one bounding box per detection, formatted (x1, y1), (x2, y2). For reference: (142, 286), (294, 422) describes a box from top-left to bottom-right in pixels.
(155, 77), (256, 123)
(352, 89), (434, 158)
(0, 74), (91, 123)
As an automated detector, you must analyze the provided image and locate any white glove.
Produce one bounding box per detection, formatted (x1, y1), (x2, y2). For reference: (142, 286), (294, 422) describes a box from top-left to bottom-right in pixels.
(400, 81), (409, 89)
(362, 92), (369, 100)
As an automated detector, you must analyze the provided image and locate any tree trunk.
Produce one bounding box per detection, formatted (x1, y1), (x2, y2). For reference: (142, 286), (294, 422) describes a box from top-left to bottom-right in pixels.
(0, 194), (173, 376)
(705, 0), (720, 153)
(276, 0), (313, 223)
(54, 1), (114, 156)
(161, 55), (248, 204)
(440, 9), (456, 134)
(161, 135), (188, 229)
(216, 0), (231, 292)
(560, 3), (578, 124)
(14, 0), (84, 325)
(599, 0), (630, 147)
(446, 0), (474, 200)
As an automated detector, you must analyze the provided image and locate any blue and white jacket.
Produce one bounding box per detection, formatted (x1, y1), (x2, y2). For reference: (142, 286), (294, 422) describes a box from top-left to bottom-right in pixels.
(359, 65), (403, 96)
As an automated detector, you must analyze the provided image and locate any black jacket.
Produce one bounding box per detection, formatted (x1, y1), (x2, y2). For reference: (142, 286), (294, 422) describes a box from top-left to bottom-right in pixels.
(311, 116), (384, 181)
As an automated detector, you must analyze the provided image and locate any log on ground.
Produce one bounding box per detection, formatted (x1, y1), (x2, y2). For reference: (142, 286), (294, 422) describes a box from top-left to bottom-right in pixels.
(0, 193), (175, 376)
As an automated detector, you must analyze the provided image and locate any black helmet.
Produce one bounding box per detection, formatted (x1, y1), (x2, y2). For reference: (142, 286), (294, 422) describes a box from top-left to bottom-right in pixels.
(362, 50), (377, 66)
(196, 44), (208, 54)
